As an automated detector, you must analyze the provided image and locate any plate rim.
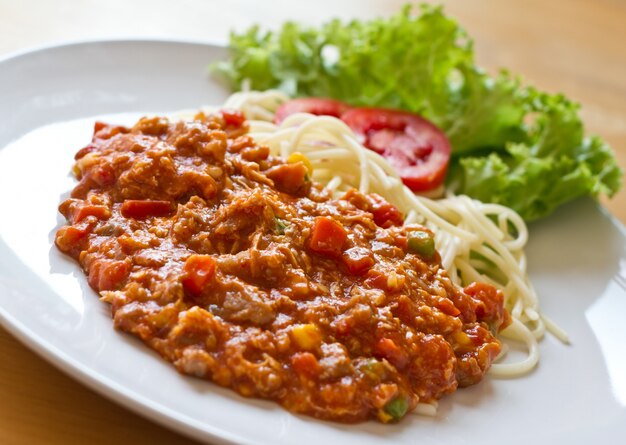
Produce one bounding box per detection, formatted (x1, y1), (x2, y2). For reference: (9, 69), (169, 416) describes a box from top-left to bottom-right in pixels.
(0, 36), (227, 66)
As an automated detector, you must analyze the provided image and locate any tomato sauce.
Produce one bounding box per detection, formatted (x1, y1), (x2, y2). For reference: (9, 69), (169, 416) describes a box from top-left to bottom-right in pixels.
(55, 111), (510, 423)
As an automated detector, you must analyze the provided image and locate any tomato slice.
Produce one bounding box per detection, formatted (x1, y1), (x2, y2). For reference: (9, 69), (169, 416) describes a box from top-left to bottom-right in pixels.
(340, 108), (451, 192)
(274, 98), (352, 124)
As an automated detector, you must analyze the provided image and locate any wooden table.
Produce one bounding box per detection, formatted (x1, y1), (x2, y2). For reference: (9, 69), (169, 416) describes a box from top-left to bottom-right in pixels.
(1, 0), (625, 443)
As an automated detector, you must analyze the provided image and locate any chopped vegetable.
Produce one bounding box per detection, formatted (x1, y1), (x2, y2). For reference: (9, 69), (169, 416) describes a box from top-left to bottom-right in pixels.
(373, 337), (408, 369)
(384, 396), (409, 420)
(182, 254), (217, 296)
(265, 162), (309, 194)
(71, 204), (111, 223)
(342, 246), (375, 275)
(54, 225), (90, 254)
(309, 216), (347, 257)
(212, 4), (622, 220)
(88, 259), (130, 291)
(359, 358), (386, 380)
(342, 190), (404, 228)
(291, 324), (322, 350)
(275, 217), (288, 234)
(121, 200), (174, 219)
(220, 108), (246, 127)
(286, 151), (313, 176)
(407, 230), (435, 258)
(370, 200), (403, 228)
(90, 164), (115, 186)
(291, 352), (320, 378)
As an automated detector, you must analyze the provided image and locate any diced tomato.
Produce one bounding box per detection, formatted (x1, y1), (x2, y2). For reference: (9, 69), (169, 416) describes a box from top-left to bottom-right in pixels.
(309, 217), (347, 257)
(71, 204), (111, 224)
(333, 317), (354, 337)
(220, 109), (246, 127)
(391, 295), (415, 325)
(364, 268), (388, 290)
(93, 121), (107, 135)
(88, 259), (130, 291)
(464, 282), (511, 331)
(291, 352), (320, 379)
(70, 176), (92, 199)
(120, 200), (174, 219)
(90, 163), (116, 187)
(55, 224), (91, 255)
(341, 189), (370, 210)
(71, 164), (116, 198)
(265, 162), (309, 195)
(341, 190), (403, 228)
(92, 122), (129, 140)
(341, 108), (451, 192)
(74, 144), (96, 160)
(274, 98), (352, 124)
(240, 144), (270, 162)
(182, 254), (217, 297)
(394, 235), (408, 251)
(435, 297), (461, 317)
(373, 338), (408, 370)
(368, 194), (404, 228)
(342, 246), (375, 275)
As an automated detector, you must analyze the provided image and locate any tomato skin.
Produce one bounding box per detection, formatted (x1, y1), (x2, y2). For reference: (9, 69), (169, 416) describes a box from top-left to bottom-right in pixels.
(341, 108), (451, 192)
(274, 98), (352, 124)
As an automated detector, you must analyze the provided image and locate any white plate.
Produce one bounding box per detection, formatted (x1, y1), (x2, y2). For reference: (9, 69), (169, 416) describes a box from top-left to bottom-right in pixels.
(1, 40), (625, 445)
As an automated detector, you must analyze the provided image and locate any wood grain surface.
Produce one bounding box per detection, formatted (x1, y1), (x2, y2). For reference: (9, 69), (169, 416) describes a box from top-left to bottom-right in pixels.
(1, 0), (625, 444)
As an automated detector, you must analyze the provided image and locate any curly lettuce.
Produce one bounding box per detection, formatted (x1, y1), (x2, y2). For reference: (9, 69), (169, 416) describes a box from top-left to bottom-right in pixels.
(211, 4), (622, 221)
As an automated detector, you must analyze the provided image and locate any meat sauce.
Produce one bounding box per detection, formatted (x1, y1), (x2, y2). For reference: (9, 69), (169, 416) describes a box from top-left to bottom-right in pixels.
(55, 111), (510, 423)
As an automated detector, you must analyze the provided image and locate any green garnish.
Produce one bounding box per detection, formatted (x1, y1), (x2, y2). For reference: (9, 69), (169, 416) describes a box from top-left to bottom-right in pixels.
(359, 358), (385, 380)
(407, 231), (435, 258)
(384, 396), (409, 420)
(275, 217), (288, 234)
(212, 4), (622, 221)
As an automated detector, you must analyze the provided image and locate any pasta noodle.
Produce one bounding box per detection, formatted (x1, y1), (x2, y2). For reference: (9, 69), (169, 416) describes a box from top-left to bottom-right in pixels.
(173, 89), (567, 379)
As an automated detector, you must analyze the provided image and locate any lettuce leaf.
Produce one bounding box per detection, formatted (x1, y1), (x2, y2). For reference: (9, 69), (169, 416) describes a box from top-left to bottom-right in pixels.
(212, 4), (622, 221)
